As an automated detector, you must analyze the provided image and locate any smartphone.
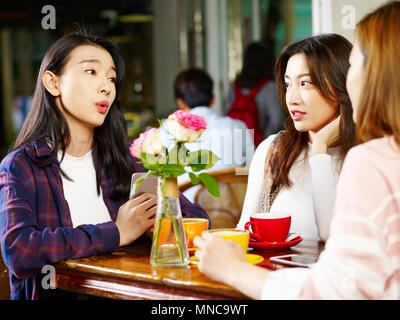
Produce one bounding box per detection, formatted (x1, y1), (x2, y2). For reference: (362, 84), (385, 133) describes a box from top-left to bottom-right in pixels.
(270, 254), (318, 268)
(129, 173), (158, 199)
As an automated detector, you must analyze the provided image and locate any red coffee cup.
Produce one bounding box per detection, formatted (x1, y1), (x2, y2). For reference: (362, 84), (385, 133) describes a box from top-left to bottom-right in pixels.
(244, 212), (291, 242)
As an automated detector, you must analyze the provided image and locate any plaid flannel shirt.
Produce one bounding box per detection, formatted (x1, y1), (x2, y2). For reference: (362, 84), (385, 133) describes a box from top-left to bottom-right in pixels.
(0, 139), (209, 299)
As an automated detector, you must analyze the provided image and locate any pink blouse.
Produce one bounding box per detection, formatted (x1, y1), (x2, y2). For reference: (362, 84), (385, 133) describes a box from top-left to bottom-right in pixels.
(262, 136), (400, 299)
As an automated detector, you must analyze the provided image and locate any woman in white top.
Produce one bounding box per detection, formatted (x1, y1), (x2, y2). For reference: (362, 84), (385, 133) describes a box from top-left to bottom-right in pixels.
(194, 1), (400, 299)
(237, 34), (356, 241)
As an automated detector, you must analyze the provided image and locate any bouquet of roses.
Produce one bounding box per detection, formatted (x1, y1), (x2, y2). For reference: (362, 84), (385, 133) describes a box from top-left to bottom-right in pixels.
(129, 110), (220, 197)
(129, 110), (219, 267)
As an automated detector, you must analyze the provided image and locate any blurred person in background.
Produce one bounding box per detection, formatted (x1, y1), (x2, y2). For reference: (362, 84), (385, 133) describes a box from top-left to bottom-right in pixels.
(160, 68), (255, 200)
(225, 42), (284, 147)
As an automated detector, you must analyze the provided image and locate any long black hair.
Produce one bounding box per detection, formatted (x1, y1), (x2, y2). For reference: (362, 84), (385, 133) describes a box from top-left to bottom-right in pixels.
(236, 41), (276, 89)
(12, 32), (134, 200)
(268, 34), (355, 193)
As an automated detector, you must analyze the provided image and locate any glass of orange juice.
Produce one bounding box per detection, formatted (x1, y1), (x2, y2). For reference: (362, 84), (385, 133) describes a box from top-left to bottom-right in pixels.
(182, 218), (209, 248)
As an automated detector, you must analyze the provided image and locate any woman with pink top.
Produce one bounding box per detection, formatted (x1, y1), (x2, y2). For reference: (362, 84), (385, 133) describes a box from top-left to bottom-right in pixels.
(194, 1), (400, 299)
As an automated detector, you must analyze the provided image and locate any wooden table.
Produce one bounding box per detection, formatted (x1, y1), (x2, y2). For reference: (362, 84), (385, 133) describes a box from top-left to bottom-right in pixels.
(54, 239), (324, 300)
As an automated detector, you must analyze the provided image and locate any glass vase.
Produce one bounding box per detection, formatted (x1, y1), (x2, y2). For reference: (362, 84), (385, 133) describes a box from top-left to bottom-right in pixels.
(150, 177), (189, 267)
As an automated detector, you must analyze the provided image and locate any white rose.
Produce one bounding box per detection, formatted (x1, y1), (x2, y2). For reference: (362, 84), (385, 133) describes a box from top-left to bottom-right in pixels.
(130, 127), (163, 159)
(141, 128), (163, 155)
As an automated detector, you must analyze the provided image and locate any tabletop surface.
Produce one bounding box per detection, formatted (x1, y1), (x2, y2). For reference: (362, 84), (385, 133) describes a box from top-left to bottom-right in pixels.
(54, 238), (324, 300)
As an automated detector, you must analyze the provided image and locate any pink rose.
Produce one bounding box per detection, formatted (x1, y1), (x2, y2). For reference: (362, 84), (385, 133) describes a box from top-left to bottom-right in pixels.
(170, 110), (207, 131)
(166, 110), (206, 142)
(129, 127), (163, 158)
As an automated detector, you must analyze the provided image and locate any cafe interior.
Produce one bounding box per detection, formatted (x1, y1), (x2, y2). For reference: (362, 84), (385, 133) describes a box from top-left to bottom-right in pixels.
(0, 0), (390, 301)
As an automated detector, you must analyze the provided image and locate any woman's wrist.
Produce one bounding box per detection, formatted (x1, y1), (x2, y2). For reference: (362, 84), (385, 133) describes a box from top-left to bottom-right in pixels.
(224, 260), (249, 288)
(115, 221), (127, 247)
(224, 259), (271, 299)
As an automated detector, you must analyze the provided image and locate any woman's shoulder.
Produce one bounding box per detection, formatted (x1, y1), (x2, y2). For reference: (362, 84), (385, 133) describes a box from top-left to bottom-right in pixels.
(347, 137), (399, 160)
(337, 137), (400, 220)
(345, 137), (400, 169)
(257, 131), (284, 151)
(338, 138), (400, 193)
(257, 134), (276, 151)
(0, 140), (50, 175)
(0, 146), (28, 173)
(252, 132), (282, 163)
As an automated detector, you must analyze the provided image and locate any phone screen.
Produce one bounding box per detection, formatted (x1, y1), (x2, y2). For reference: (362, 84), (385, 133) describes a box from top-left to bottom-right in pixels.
(270, 254), (318, 268)
(129, 173), (158, 199)
(280, 255), (317, 264)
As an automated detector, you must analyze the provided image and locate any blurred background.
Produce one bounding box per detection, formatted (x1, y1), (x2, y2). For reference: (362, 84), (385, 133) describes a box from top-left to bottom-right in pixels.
(0, 0), (385, 159)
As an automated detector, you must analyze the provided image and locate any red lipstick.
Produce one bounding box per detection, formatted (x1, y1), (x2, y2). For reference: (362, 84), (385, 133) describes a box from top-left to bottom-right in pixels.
(96, 101), (109, 114)
(290, 109), (306, 121)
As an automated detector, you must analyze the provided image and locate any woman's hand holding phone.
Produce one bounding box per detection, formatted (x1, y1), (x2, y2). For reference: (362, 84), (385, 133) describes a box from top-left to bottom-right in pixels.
(116, 193), (157, 246)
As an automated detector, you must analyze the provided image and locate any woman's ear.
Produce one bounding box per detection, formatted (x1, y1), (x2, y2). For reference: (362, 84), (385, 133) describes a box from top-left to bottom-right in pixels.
(42, 71), (60, 96)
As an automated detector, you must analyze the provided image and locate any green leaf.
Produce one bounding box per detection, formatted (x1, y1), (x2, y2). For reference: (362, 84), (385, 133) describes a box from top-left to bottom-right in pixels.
(187, 150), (207, 172)
(161, 145), (168, 156)
(150, 171), (164, 177)
(140, 153), (161, 170)
(203, 151), (220, 170)
(178, 145), (190, 165)
(199, 173), (220, 198)
(189, 163), (207, 172)
(187, 149), (220, 170)
(188, 172), (201, 185)
(161, 164), (186, 177)
(187, 149), (205, 164)
(167, 144), (190, 166)
(168, 145), (179, 165)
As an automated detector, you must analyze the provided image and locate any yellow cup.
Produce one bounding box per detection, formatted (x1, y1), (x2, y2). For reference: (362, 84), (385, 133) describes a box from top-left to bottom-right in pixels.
(182, 218), (209, 248)
(202, 228), (250, 252)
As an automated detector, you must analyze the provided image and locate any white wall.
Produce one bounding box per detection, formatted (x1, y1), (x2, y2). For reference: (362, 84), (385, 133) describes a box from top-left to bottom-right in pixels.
(312, 0), (388, 42)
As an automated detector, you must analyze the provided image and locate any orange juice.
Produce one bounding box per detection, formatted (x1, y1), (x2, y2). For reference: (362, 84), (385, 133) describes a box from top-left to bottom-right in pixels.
(182, 218), (209, 248)
(155, 218), (171, 246)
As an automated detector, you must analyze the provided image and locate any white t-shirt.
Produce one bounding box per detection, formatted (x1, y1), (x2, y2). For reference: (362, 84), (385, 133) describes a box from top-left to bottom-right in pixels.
(58, 150), (111, 228)
(237, 134), (341, 241)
